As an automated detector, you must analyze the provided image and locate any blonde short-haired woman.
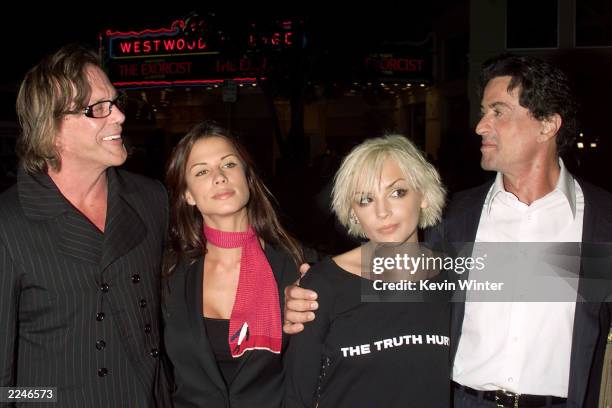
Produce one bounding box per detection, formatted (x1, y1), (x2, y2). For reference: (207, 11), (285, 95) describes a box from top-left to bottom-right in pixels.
(285, 135), (450, 407)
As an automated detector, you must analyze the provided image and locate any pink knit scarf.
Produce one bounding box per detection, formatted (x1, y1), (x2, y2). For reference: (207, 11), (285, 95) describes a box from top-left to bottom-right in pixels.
(203, 224), (282, 357)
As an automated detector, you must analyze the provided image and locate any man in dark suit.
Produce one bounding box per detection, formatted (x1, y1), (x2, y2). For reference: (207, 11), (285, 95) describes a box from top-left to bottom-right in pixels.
(283, 55), (612, 407)
(436, 55), (612, 408)
(0, 45), (169, 407)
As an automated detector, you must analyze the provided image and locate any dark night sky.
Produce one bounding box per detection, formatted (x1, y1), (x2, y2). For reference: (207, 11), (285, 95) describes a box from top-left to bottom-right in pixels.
(1, 10), (195, 84)
(1, 6), (452, 85)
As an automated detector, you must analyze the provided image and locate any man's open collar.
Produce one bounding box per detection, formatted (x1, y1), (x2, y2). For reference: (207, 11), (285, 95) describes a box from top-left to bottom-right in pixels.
(484, 158), (576, 218)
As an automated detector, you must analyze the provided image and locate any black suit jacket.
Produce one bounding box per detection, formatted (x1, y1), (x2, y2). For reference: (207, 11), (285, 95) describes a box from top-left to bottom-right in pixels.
(426, 178), (612, 408)
(0, 167), (168, 407)
(163, 245), (299, 408)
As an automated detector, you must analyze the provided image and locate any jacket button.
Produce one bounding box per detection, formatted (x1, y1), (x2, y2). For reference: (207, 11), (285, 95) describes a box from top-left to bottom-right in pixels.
(150, 348), (159, 358)
(97, 368), (108, 377)
(96, 312), (105, 321)
(144, 324), (152, 334)
(140, 299), (147, 308)
(132, 274), (141, 283)
(96, 340), (106, 350)
(100, 283), (109, 292)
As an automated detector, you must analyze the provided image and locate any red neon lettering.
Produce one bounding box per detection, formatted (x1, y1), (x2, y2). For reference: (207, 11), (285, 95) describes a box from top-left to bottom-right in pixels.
(117, 36), (211, 56)
(375, 58), (425, 72)
(119, 42), (132, 54)
(285, 32), (293, 46)
(271, 32), (280, 45)
(216, 60), (236, 73)
(164, 39), (176, 50)
(119, 64), (138, 77)
(181, 62), (192, 74)
(140, 62), (192, 76)
(180, 62), (192, 74)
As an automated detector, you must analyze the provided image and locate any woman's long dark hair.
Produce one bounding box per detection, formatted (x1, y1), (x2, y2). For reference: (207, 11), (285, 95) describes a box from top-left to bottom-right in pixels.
(164, 121), (304, 276)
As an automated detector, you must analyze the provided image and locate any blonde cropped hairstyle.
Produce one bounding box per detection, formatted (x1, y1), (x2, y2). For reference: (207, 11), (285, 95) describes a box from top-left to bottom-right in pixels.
(331, 135), (446, 238)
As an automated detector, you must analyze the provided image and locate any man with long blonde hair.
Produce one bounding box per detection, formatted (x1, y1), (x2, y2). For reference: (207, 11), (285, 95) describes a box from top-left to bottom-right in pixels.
(0, 44), (169, 407)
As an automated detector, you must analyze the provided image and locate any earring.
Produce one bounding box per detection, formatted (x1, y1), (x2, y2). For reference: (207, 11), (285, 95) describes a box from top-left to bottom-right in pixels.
(349, 212), (359, 224)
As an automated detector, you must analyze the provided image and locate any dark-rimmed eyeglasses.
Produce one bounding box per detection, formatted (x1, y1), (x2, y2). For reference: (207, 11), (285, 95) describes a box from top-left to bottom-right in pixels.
(64, 92), (127, 119)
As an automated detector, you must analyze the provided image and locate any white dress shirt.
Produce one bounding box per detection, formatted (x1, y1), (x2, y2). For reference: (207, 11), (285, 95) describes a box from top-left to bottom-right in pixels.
(452, 160), (584, 397)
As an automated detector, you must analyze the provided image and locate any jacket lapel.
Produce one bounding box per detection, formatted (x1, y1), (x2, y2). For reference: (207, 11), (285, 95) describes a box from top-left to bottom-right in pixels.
(189, 245), (288, 388)
(18, 168), (103, 266)
(100, 168), (146, 273)
(187, 257), (228, 392)
(447, 182), (491, 361)
(57, 211), (104, 265)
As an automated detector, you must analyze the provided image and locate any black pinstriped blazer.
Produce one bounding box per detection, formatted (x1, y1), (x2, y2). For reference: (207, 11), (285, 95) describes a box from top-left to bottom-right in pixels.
(0, 167), (169, 407)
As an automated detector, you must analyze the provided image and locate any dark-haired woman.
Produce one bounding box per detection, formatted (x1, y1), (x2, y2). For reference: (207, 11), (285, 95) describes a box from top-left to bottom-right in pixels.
(162, 121), (303, 407)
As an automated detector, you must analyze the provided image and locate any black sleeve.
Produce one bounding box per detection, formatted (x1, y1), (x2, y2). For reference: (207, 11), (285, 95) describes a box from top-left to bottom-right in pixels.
(285, 269), (334, 408)
(0, 239), (19, 388)
(153, 179), (169, 252)
(302, 246), (326, 265)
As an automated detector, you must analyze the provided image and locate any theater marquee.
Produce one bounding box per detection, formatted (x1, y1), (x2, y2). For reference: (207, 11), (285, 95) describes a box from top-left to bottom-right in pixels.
(101, 17), (293, 88)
